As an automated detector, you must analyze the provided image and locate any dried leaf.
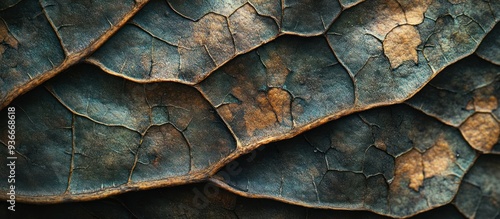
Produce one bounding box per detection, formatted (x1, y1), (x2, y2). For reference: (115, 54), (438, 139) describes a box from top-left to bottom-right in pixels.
(0, 65), (236, 202)
(0, 0), (149, 109)
(209, 105), (476, 217)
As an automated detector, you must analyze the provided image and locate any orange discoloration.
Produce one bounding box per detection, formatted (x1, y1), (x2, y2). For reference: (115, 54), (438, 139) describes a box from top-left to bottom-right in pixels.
(393, 136), (456, 192)
(394, 149), (424, 191)
(423, 136), (455, 178)
(473, 95), (498, 112)
(243, 92), (278, 136)
(471, 86), (498, 112)
(465, 100), (475, 111)
(217, 105), (235, 122)
(383, 25), (421, 69)
(242, 88), (292, 136)
(460, 113), (500, 153)
(180, 13), (234, 66)
(0, 20), (18, 49)
(267, 88), (292, 126)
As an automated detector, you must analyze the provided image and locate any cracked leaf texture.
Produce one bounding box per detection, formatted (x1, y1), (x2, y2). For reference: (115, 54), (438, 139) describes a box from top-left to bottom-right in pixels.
(0, 0), (499, 218)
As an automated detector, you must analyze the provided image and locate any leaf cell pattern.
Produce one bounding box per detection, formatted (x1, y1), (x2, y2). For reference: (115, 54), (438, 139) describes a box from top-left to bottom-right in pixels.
(0, 0), (499, 218)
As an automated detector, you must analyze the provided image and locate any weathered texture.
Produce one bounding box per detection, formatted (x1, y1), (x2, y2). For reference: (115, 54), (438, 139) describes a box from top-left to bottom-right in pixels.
(327, 0), (496, 106)
(88, 0), (343, 84)
(209, 105), (476, 218)
(0, 0), (498, 218)
(88, 0), (279, 84)
(407, 55), (500, 154)
(459, 113), (500, 153)
(383, 25), (421, 69)
(453, 155), (500, 219)
(0, 65), (236, 202)
(0, 182), (467, 219)
(198, 35), (353, 146)
(0, 0), (149, 109)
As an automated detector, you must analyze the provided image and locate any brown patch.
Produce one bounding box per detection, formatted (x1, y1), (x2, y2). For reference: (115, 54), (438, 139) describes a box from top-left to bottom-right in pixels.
(394, 149), (424, 191)
(460, 113), (500, 153)
(396, 0), (433, 25)
(267, 88), (292, 126)
(383, 25), (421, 69)
(471, 86), (498, 112)
(368, 0), (406, 38)
(374, 138), (387, 151)
(264, 50), (290, 87)
(217, 105), (235, 122)
(423, 136), (455, 178)
(243, 92), (278, 136)
(473, 96), (498, 112)
(0, 20), (18, 57)
(242, 88), (293, 136)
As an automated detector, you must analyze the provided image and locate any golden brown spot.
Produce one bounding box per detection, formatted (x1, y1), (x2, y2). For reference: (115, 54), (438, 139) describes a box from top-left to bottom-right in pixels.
(473, 95), (498, 112)
(264, 50), (290, 87)
(0, 21), (18, 49)
(152, 156), (161, 167)
(242, 88), (292, 136)
(243, 92), (278, 136)
(140, 54), (151, 73)
(217, 105), (235, 122)
(393, 149), (424, 191)
(396, 0), (433, 25)
(460, 113), (500, 153)
(267, 88), (292, 126)
(423, 136), (455, 178)
(471, 86), (498, 112)
(383, 25), (421, 69)
(368, 0), (406, 39)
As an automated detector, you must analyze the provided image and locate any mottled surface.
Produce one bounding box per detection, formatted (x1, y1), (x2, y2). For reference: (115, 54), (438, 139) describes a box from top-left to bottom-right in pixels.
(0, 65), (236, 200)
(210, 105), (476, 217)
(198, 36), (353, 145)
(0, 0), (498, 218)
(407, 55), (500, 154)
(453, 155), (500, 219)
(0, 0), (148, 109)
